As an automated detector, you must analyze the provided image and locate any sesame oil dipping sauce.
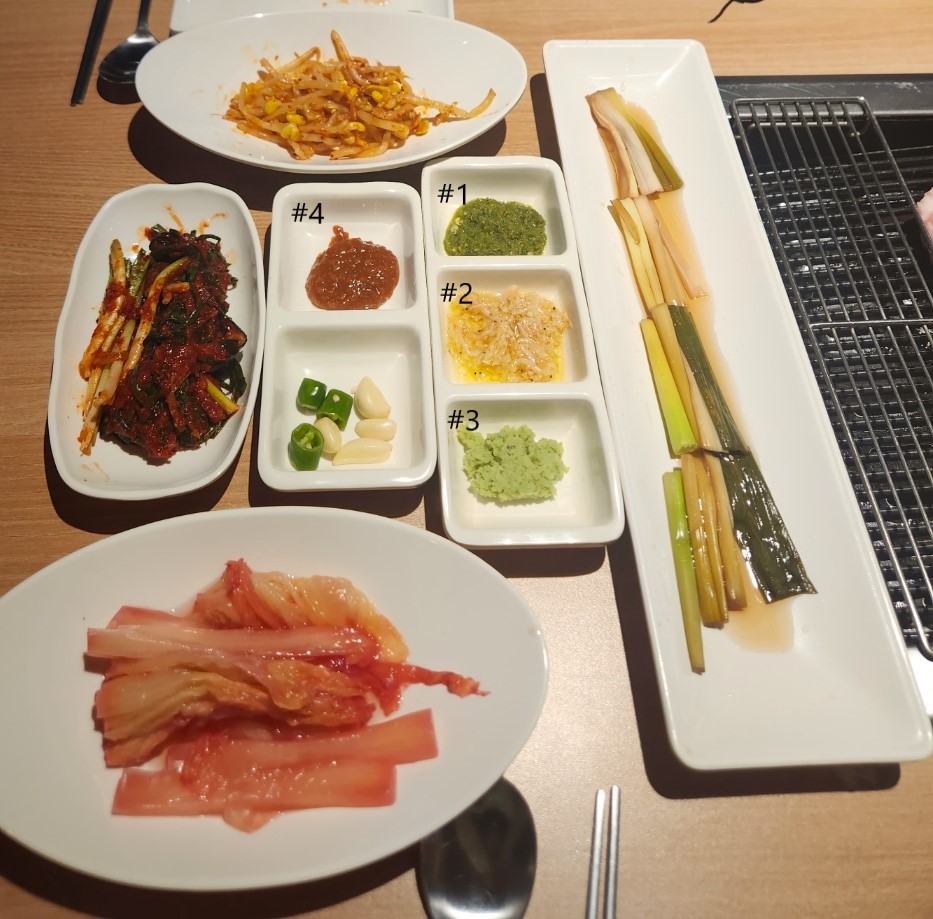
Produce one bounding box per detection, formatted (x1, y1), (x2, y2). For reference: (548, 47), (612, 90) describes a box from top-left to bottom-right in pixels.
(725, 570), (795, 653)
(446, 286), (570, 384)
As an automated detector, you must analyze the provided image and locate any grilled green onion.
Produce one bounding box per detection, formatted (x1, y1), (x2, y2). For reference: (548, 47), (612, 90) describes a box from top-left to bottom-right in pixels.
(681, 451), (727, 627)
(586, 88), (683, 198)
(664, 302), (748, 454)
(662, 469), (705, 674)
(719, 452), (816, 603)
(640, 317), (697, 456)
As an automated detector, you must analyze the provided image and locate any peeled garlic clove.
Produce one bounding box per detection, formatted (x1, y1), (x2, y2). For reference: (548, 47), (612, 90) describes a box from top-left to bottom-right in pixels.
(355, 418), (397, 441)
(354, 376), (391, 419)
(332, 437), (392, 466)
(313, 416), (342, 455)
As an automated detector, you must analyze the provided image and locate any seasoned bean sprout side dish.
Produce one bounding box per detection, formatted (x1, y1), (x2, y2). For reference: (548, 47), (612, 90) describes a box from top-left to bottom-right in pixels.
(225, 30), (496, 161)
(86, 559), (485, 832)
(78, 226), (248, 462)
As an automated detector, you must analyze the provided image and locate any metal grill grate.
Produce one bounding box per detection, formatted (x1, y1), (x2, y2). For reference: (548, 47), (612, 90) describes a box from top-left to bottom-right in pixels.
(730, 98), (933, 659)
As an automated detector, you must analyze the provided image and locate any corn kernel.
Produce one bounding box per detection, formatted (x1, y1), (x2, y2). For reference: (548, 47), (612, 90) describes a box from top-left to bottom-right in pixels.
(286, 112), (306, 125)
(281, 123), (300, 141)
(348, 121), (365, 132)
(371, 90), (384, 102)
(263, 99), (281, 116)
(413, 120), (430, 136)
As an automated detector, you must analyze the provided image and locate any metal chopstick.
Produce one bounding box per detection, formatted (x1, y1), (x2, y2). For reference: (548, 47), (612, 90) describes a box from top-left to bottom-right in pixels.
(585, 785), (621, 919)
(585, 789), (606, 919)
(71, 0), (113, 105)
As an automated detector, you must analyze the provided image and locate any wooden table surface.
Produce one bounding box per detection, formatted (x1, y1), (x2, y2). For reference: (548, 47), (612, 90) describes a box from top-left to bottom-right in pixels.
(2, 1), (932, 917)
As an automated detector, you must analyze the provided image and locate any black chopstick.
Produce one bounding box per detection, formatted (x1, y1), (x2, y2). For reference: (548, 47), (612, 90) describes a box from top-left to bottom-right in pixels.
(71, 0), (113, 105)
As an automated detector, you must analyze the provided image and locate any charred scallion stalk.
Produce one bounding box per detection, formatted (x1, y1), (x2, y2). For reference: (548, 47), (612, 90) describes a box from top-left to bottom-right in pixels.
(633, 196), (684, 305)
(650, 197), (707, 301)
(719, 452), (816, 603)
(662, 469), (705, 673)
(704, 452), (748, 611)
(664, 302), (748, 454)
(609, 198), (662, 308)
(681, 451), (727, 627)
(661, 469), (706, 673)
(586, 88), (683, 198)
(662, 302), (813, 600)
(640, 317), (697, 456)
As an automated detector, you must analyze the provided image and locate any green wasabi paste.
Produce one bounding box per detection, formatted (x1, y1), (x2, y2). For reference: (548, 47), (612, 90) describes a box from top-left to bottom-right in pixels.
(457, 424), (568, 502)
(443, 198), (547, 256)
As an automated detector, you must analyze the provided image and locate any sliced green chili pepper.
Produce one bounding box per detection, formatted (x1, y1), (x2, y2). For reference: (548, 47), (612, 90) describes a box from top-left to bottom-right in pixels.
(288, 422), (325, 471)
(296, 377), (327, 412)
(318, 388), (353, 430)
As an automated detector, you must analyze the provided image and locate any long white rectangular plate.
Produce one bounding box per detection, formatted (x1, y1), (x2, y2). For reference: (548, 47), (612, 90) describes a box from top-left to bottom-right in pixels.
(544, 39), (932, 769)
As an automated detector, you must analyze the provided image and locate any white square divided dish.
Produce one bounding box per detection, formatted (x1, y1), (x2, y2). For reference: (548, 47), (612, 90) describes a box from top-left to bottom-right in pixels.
(421, 156), (624, 547)
(48, 183), (265, 501)
(258, 182), (436, 491)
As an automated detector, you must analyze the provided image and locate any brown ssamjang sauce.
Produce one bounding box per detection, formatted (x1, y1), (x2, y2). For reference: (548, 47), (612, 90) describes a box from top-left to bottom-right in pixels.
(305, 225), (400, 310)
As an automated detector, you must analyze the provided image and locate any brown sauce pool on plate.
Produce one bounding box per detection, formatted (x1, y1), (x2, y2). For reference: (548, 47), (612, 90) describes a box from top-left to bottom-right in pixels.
(305, 225), (400, 310)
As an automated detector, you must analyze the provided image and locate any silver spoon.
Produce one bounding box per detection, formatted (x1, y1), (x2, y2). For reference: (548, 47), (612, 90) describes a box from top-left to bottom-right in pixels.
(98, 0), (158, 84)
(417, 778), (536, 919)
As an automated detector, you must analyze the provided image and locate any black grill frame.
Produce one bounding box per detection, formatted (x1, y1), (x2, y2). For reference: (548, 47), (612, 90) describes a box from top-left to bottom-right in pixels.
(728, 95), (933, 659)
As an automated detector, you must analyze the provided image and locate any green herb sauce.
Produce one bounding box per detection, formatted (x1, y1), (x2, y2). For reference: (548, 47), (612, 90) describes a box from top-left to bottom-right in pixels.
(443, 198), (547, 256)
(457, 424), (567, 502)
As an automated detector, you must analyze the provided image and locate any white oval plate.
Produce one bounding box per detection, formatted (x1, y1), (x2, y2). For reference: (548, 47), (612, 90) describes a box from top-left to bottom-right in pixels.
(170, 0), (456, 34)
(0, 507), (547, 890)
(48, 184), (265, 501)
(136, 11), (527, 174)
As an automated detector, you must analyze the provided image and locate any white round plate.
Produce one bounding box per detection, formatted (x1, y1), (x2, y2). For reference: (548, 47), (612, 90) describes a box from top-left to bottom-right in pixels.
(135, 11), (527, 174)
(0, 508), (547, 890)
